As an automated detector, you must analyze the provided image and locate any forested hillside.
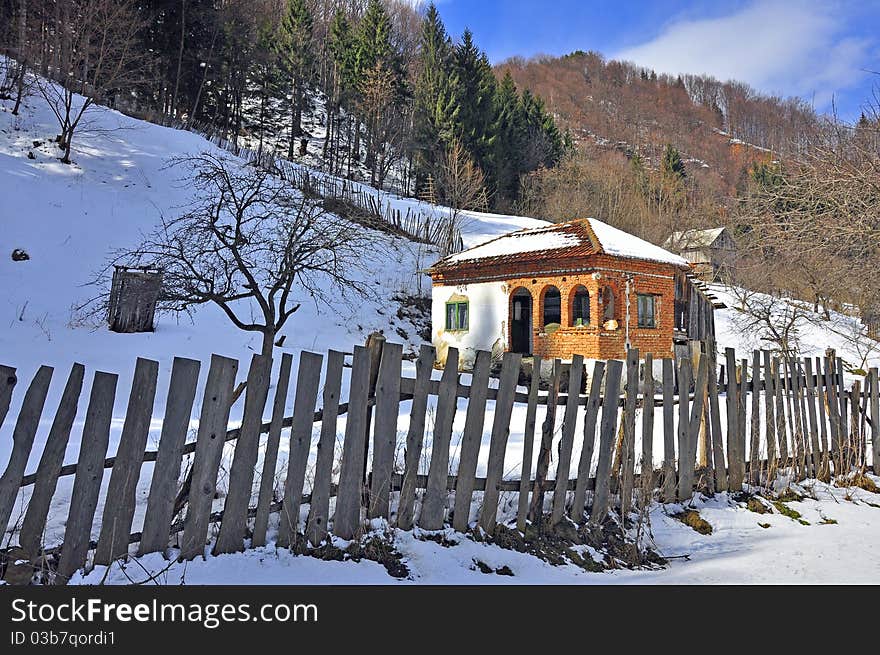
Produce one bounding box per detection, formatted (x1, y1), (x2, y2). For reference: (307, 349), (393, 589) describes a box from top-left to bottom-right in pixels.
(0, 0), (563, 211)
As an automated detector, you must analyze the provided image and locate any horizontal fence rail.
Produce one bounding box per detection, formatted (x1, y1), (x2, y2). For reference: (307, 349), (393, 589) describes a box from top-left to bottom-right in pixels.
(0, 337), (876, 584)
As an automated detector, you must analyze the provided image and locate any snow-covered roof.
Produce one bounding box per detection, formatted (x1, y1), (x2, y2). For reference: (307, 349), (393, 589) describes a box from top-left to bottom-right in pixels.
(432, 218), (689, 272)
(664, 226), (729, 251)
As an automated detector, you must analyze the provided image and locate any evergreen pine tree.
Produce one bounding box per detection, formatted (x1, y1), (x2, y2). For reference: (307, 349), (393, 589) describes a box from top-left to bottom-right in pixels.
(453, 29), (497, 171)
(277, 0), (314, 157)
(661, 143), (686, 180)
(412, 2), (460, 192)
(489, 71), (525, 205)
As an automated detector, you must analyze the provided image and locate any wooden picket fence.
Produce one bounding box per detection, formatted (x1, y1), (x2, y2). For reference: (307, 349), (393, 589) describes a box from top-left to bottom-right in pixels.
(0, 339), (877, 584)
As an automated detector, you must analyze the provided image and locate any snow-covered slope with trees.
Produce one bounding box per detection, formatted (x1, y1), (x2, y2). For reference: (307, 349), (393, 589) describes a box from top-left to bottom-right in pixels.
(2, 89), (879, 585)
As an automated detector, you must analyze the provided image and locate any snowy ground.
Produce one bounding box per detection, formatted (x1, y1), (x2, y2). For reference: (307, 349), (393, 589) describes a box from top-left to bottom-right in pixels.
(70, 477), (880, 585)
(2, 85), (879, 584)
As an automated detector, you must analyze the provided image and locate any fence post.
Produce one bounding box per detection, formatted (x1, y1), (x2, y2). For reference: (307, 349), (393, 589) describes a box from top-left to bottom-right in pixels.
(676, 357), (693, 501)
(419, 349), (460, 531)
(571, 360), (605, 522)
(369, 342), (403, 520)
(214, 354), (273, 555)
(619, 350), (638, 517)
(641, 354), (655, 491)
(138, 357), (201, 556)
(725, 348), (743, 490)
(276, 352), (324, 548)
(306, 351), (345, 546)
(95, 357), (160, 565)
(334, 346), (372, 540)
(749, 350), (761, 486)
(478, 352), (522, 535)
(56, 371), (118, 583)
(529, 359), (561, 525)
(179, 355), (239, 561)
(19, 364), (85, 556)
(871, 368), (879, 475)
(516, 355), (543, 532)
(551, 355), (585, 525)
(253, 352), (294, 548)
(0, 365), (53, 541)
(454, 349), (492, 533)
(397, 345), (436, 531)
(661, 358), (676, 500)
(590, 359), (623, 526)
(762, 351), (777, 477)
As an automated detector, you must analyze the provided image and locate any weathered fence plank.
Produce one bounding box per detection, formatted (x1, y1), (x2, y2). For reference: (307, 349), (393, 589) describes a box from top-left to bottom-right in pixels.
(454, 349), (492, 532)
(419, 349), (460, 531)
(803, 358), (821, 478)
(478, 352), (522, 534)
(825, 356), (839, 462)
(570, 360), (605, 522)
(870, 368), (879, 474)
(774, 358), (789, 464)
(529, 359), (561, 524)
(0, 366), (16, 434)
(55, 371), (117, 583)
(0, 365), (53, 541)
(619, 350), (638, 517)
(676, 357), (693, 500)
(688, 356), (709, 490)
(333, 346), (372, 540)
(708, 348), (727, 491)
(179, 355), (239, 561)
(815, 356), (828, 458)
(369, 343), (404, 519)
(138, 357), (200, 556)
(762, 351), (777, 472)
(590, 359), (623, 526)
(95, 357), (160, 565)
(725, 349), (743, 490)
(277, 352), (324, 548)
(749, 351), (761, 485)
(641, 354), (655, 487)
(516, 355), (542, 532)
(253, 352), (293, 548)
(397, 345), (435, 530)
(214, 354), (273, 555)
(20, 363), (85, 556)
(551, 355), (585, 525)
(661, 358), (676, 500)
(306, 351), (344, 546)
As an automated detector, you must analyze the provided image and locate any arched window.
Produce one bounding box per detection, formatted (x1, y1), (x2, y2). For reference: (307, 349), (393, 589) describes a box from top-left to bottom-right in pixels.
(542, 286), (561, 327)
(601, 286), (615, 322)
(571, 286), (590, 326)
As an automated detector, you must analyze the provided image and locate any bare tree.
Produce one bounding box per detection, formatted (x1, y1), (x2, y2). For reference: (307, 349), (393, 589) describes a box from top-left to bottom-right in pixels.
(98, 153), (372, 357)
(729, 286), (810, 356)
(35, 0), (150, 163)
(436, 138), (487, 253)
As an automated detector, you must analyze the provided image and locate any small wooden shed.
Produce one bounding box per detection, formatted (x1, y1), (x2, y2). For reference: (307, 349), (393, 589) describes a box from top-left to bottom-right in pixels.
(107, 266), (163, 333)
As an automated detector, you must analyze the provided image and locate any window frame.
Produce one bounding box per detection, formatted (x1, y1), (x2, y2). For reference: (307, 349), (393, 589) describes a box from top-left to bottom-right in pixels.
(636, 293), (658, 329)
(445, 300), (469, 331)
(542, 286), (562, 328)
(571, 286), (591, 327)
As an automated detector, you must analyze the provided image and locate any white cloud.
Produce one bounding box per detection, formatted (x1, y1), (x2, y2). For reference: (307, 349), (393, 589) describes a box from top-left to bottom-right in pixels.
(614, 0), (873, 107)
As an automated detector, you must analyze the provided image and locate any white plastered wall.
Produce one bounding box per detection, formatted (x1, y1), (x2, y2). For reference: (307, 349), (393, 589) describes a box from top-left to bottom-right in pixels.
(431, 281), (509, 368)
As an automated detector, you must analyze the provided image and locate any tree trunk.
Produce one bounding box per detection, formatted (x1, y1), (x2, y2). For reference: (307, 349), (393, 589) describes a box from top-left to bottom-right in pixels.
(171, 0), (186, 118)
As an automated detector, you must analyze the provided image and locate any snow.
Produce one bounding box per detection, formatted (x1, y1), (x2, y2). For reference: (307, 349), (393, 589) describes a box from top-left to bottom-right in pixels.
(438, 217), (689, 268)
(586, 217), (688, 266)
(444, 225), (580, 263)
(69, 478), (880, 585)
(2, 78), (879, 585)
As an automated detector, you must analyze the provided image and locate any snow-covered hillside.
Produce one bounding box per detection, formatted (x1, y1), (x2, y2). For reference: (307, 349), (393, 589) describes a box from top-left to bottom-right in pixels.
(2, 87), (879, 586)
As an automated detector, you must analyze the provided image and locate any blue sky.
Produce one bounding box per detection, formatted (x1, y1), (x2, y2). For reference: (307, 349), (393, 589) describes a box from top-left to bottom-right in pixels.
(430, 0), (880, 121)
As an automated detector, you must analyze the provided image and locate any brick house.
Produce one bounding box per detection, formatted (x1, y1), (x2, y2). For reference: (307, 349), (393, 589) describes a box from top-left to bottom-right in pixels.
(428, 218), (698, 367)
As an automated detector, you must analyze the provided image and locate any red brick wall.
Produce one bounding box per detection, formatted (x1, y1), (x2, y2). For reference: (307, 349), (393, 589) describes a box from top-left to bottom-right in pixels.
(500, 256), (677, 360)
